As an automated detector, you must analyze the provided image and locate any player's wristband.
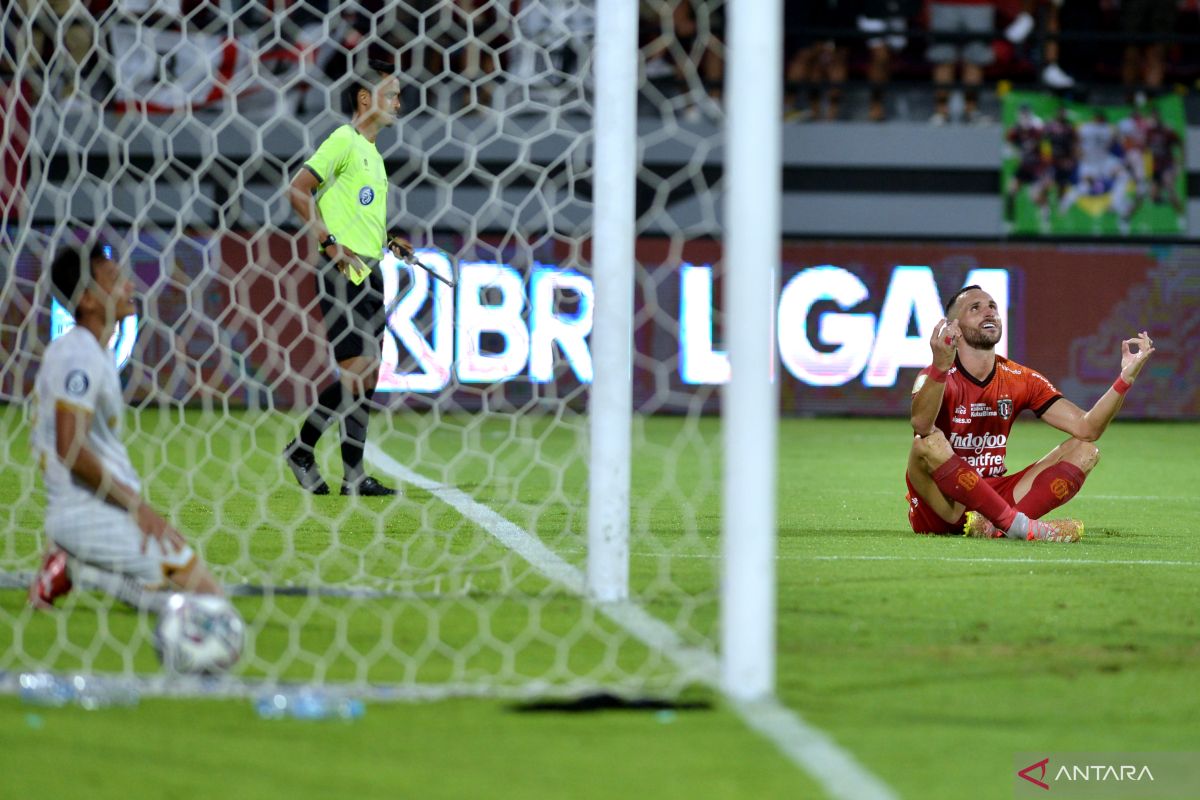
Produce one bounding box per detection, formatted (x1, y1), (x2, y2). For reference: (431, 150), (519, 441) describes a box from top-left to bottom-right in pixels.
(1112, 376), (1132, 395)
(928, 365), (948, 383)
(319, 234), (336, 253)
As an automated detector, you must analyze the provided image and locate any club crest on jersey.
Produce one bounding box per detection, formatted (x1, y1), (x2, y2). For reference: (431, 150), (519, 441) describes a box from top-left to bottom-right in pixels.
(998, 398), (1013, 419)
(359, 186), (375, 205)
(65, 369), (89, 396)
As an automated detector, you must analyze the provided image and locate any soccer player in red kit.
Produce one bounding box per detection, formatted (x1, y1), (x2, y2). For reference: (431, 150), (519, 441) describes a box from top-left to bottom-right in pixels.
(905, 285), (1155, 542)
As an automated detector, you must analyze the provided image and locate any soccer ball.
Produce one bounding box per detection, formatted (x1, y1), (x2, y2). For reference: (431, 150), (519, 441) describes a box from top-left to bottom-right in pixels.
(154, 593), (245, 674)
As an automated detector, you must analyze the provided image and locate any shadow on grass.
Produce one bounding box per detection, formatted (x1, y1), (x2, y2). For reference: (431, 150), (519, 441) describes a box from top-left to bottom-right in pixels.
(510, 691), (713, 714)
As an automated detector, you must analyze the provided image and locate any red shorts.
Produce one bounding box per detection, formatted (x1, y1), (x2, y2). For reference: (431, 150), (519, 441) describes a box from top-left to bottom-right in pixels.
(905, 464), (1034, 535)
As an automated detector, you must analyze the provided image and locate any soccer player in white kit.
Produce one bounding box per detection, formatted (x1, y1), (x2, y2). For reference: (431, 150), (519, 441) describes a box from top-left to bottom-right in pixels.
(28, 239), (222, 609)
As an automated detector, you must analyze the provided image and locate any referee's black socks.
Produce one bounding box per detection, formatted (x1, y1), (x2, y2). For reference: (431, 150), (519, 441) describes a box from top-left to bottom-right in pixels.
(340, 393), (371, 483)
(298, 381), (347, 454)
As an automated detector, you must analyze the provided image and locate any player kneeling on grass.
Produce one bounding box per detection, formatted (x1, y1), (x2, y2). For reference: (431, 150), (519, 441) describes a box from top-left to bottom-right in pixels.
(905, 285), (1154, 542)
(28, 238), (223, 610)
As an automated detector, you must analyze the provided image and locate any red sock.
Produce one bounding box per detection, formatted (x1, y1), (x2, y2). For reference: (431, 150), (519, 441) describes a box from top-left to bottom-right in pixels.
(1015, 462), (1087, 519)
(931, 456), (1018, 530)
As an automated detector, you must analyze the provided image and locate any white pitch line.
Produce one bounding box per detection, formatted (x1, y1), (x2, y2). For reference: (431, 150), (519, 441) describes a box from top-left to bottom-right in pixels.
(367, 443), (897, 800)
(853, 490), (1195, 502)
(552, 550), (1200, 568)
(1083, 495), (1198, 501)
(680, 553), (1199, 567)
(807, 554), (1200, 567)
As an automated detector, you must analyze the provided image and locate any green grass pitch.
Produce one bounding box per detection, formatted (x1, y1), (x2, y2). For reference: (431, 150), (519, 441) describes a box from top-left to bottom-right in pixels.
(2, 409), (1198, 799)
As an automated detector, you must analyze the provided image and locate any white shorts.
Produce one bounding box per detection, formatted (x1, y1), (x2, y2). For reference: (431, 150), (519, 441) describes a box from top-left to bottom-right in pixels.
(46, 500), (196, 588)
(926, 3), (996, 66)
(858, 15), (908, 51)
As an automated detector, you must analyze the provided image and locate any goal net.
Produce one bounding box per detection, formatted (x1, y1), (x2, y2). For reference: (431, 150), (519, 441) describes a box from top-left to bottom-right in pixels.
(0, 0), (735, 701)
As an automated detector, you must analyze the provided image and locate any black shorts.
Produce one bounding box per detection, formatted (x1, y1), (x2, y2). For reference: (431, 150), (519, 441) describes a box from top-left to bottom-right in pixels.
(315, 262), (386, 362)
(1152, 164), (1177, 186)
(1121, 0), (1176, 35)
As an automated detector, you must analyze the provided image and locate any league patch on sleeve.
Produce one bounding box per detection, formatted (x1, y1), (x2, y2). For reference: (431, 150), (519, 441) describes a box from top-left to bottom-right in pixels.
(65, 369), (90, 396)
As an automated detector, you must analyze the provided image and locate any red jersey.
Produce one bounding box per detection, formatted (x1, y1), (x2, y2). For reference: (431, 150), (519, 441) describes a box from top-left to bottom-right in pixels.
(914, 355), (1062, 477)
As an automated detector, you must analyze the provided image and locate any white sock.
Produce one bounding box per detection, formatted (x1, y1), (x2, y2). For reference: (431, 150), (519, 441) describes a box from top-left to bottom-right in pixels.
(68, 559), (168, 613)
(1004, 512), (1031, 540)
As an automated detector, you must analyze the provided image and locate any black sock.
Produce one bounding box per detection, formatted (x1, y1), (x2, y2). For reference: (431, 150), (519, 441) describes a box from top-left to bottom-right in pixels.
(341, 391), (371, 483)
(298, 381), (345, 453)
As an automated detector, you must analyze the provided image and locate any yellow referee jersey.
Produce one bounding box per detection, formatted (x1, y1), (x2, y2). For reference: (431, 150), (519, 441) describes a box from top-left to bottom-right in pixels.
(304, 124), (388, 282)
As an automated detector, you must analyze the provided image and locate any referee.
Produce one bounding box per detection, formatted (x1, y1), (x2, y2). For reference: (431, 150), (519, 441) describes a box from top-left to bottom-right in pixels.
(284, 55), (413, 496)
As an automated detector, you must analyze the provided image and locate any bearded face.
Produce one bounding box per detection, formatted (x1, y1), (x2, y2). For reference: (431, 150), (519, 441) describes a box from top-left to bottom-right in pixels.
(962, 317), (1002, 349)
(953, 290), (1002, 350)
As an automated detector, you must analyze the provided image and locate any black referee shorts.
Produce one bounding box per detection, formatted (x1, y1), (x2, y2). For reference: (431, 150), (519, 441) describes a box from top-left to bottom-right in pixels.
(315, 262), (387, 362)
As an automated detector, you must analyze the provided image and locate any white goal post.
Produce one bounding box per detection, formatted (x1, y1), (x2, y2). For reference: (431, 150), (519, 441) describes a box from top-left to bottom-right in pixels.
(585, 0), (637, 605)
(721, 0), (781, 701)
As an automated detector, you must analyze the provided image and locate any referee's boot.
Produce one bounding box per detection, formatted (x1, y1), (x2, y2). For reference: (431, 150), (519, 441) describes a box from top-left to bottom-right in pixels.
(340, 476), (398, 497)
(285, 440), (330, 495)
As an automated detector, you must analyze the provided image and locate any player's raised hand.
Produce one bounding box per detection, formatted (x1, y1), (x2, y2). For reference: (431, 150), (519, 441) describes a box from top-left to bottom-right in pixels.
(387, 234), (414, 261)
(930, 318), (960, 369)
(1120, 331), (1155, 382)
(136, 503), (187, 554)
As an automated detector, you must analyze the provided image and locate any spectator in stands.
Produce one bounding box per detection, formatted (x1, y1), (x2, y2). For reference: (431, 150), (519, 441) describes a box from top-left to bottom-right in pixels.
(315, 6), (383, 108)
(234, 1), (331, 114)
(1120, 0), (1177, 102)
(362, 0), (507, 114)
(638, 0), (723, 121)
(676, 0), (724, 121)
(785, 0), (854, 122)
(926, 0), (997, 124)
(639, 1), (676, 81)
(1004, 0), (1075, 89)
(857, 0), (920, 122)
(1, 7), (20, 80)
(504, 0), (595, 109)
(11, 0), (98, 106)
(452, 0), (506, 112)
(285, 0), (330, 29)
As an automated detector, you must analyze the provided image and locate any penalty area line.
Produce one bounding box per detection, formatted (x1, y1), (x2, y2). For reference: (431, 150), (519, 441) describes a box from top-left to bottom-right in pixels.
(619, 553), (1200, 568)
(855, 490), (1196, 502)
(366, 443), (898, 800)
(807, 554), (1200, 567)
(551, 551), (1200, 568)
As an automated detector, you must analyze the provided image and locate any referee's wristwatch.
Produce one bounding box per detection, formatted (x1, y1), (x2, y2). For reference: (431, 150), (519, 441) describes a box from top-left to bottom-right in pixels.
(319, 234), (337, 254)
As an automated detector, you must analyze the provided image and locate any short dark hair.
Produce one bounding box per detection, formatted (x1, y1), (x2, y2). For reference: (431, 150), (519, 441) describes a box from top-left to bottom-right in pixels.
(944, 284), (982, 315)
(50, 239), (115, 311)
(338, 53), (396, 116)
